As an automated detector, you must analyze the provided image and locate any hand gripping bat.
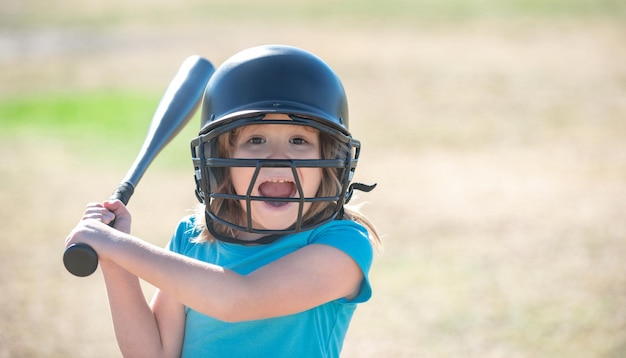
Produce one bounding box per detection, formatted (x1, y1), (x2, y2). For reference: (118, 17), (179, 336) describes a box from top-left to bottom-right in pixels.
(63, 55), (215, 277)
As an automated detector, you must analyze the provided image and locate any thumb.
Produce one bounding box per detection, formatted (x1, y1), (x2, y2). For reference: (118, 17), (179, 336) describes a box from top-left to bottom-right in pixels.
(103, 199), (132, 234)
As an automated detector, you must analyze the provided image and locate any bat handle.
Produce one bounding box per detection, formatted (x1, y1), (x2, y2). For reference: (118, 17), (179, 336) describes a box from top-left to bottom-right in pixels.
(110, 181), (134, 205)
(63, 182), (135, 277)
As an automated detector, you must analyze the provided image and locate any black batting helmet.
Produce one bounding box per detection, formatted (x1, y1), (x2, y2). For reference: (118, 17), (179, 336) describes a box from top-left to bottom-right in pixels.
(191, 45), (372, 244)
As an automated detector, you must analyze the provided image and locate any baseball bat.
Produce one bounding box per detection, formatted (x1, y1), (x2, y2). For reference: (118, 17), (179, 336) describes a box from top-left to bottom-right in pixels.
(63, 55), (215, 277)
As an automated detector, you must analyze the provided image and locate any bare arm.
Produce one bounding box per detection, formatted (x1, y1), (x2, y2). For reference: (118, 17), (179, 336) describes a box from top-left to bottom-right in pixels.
(74, 201), (185, 358)
(101, 261), (185, 358)
(66, 202), (364, 324)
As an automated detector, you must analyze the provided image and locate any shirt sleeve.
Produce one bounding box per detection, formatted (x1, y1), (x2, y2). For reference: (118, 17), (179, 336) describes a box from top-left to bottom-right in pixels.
(309, 220), (374, 304)
(167, 215), (199, 255)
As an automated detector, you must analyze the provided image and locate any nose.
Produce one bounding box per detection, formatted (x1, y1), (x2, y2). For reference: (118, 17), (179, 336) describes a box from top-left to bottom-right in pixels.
(260, 142), (294, 177)
(266, 141), (290, 160)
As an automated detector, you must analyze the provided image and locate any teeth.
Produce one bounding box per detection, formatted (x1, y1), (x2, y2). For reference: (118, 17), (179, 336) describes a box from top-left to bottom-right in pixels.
(266, 179), (292, 183)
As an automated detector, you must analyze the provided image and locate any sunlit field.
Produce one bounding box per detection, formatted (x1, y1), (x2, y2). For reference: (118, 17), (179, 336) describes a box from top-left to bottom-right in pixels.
(1, 1), (625, 357)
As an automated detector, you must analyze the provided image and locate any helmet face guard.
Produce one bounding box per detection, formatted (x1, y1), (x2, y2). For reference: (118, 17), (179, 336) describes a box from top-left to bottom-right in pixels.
(191, 116), (362, 242)
(190, 45), (373, 244)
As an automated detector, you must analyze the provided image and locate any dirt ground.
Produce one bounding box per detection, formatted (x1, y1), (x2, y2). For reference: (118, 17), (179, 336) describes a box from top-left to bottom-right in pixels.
(1, 10), (626, 358)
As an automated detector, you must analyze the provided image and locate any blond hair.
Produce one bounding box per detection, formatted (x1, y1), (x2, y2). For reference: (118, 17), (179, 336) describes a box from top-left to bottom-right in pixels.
(194, 125), (381, 249)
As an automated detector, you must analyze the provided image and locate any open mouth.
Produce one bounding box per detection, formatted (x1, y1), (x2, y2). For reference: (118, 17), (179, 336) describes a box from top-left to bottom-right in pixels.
(258, 179), (296, 207)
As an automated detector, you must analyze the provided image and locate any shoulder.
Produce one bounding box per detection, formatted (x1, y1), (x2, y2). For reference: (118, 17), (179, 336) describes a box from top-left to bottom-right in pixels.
(309, 220), (372, 248)
(308, 220), (374, 274)
(307, 220), (374, 304)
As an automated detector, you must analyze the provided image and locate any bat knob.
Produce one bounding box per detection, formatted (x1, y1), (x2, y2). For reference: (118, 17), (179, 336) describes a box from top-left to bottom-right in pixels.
(64, 243), (99, 277)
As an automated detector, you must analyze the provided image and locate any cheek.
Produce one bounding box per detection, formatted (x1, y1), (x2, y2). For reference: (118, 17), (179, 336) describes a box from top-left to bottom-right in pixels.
(301, 168), (323, 196)
(230, 167), (255, 195)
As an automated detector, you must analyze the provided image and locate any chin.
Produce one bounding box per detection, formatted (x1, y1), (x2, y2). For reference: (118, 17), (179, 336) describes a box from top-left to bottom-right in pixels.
(247, 200), (316, 232)
(253, 217), (297, 231)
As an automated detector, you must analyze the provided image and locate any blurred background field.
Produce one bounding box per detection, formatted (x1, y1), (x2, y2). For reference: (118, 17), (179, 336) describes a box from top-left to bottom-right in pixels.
(1, 0), (625, 357)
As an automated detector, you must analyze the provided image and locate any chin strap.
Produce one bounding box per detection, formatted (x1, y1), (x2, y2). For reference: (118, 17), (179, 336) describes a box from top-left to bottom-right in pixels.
(345, 182), (377, 204)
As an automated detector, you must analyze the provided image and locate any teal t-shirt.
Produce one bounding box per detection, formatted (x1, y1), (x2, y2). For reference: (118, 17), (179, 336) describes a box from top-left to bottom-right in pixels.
(167, 216), (374, 358)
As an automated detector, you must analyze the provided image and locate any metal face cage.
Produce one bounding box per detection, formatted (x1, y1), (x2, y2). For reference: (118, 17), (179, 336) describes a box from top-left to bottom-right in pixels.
(191, 117), (362, 242)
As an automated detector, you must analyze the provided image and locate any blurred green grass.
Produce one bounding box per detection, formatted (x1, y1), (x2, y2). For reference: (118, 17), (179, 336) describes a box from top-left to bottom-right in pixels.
(0, 92), (201, 169)
(0, 92), (153, 137)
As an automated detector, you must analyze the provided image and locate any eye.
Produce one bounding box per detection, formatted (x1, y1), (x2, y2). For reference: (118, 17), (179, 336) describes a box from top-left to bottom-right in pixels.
(248, 136), (265, 145)
(290, 137), (308, 145)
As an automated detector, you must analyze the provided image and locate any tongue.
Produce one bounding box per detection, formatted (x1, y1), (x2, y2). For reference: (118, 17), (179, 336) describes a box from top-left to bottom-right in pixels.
(259, 182), (294, 198)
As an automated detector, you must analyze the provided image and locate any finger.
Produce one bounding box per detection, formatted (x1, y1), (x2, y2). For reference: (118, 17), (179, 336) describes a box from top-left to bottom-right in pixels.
(102, 199), (132, 233)
(103, 200), (130, 221)
(82, 210), (115, 224)
(100, 210), (116, 225)
(81, 203), (105, 218)
(103, 199), (124, 213)
(81, 203), (115, 223)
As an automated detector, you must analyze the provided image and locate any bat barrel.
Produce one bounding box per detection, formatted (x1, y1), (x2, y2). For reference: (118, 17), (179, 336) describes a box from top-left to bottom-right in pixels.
(123, 55), (214, 186)
(63, 56), (214, 277)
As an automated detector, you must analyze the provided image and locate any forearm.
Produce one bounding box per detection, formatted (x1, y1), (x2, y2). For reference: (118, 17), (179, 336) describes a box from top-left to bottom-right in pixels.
(103, 234), (248, 322)
(100, 260), (171, 358)
(68, 219), (358, 324)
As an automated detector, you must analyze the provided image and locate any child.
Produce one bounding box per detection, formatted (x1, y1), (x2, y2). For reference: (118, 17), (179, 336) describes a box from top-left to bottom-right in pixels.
(66, 44), (381, 357)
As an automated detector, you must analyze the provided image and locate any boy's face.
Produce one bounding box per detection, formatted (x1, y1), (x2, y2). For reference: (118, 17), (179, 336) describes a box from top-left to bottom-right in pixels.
(230, 114), (323, 234)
